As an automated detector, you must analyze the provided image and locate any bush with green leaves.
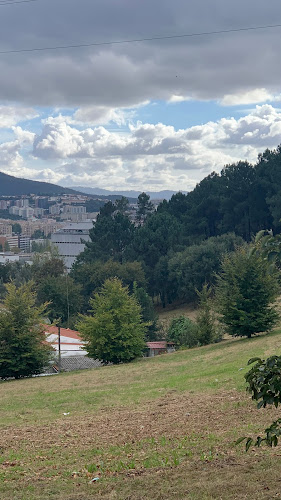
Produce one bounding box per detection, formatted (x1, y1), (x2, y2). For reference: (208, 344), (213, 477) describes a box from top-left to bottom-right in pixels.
(167, 316), (200, 348)
(77, 278), (147, 364)
(237, 356), (281, 450)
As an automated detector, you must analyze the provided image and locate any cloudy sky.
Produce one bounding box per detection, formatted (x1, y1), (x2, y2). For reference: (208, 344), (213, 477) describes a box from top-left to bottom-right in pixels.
(0, 0), (281, 191)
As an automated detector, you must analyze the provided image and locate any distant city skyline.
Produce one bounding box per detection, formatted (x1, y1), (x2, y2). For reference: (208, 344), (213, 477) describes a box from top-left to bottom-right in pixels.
(0, 0), (281, 191)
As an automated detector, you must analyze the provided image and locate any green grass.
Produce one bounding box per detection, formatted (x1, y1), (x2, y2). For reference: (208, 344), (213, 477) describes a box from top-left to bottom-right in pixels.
(2, 330), (281, 428)
(1, 329), (281, 499)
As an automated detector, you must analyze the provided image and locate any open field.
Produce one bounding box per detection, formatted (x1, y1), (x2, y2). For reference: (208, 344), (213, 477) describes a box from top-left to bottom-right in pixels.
(157, 302), (198, 332)
(1, 331), (281, 499)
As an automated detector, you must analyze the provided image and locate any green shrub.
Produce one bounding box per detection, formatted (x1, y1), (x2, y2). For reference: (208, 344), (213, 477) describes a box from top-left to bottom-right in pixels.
(168, 315), (200, 348)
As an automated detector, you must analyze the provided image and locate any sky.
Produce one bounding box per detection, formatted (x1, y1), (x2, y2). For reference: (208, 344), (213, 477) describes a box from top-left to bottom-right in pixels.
(0, 0), (281, 192)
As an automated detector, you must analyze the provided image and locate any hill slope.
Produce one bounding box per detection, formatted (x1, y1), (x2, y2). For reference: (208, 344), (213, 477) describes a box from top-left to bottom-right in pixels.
(1, 330), (281, 499)
(74, 186), (186, 200)
(0, 171), (80, 196)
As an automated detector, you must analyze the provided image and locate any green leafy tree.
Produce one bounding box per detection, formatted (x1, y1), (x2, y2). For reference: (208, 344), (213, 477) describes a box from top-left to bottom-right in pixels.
(167, 316), (200, 348)
(114, 196), (129, 214)
(132, 282), (159, 340)
(237, 356), (281, 450)
(0, 282), (53, 379)
(77, 278), (147, 364)
(31, 229), (45, 239)
(36, 275), (82, 326)
(196, 284), (219, 345)
(71, 259), (146, 311)
(136, 192), (154, 223)
(216, 246), (279, 338)
(31, 252), (66, 284)
(80, 202), (135, 264)
(251, 229), (281, 270)
(167, 233), (243, 305)
(31, 240), (51, 253)
(12, 223), (22, 235)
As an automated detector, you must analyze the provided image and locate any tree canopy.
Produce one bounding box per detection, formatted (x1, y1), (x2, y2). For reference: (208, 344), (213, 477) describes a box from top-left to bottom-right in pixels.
(77, 278), (147, 364)
(0, 282), (52, 379)
(216, 246), (279, 338)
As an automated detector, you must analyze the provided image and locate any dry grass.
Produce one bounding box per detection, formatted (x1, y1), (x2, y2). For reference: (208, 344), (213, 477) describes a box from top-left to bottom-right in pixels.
(157, 302), (198, 332)
(1, 330), (281, 499)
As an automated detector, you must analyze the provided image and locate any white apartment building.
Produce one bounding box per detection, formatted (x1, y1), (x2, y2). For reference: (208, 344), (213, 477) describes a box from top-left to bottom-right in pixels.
(0, 253), (32, 264)
(62, 205), (86, 215)
(51, 221), (92, 271)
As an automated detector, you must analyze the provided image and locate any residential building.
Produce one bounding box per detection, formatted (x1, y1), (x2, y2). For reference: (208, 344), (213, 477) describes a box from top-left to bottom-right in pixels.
(0, 235), (19, 249)
(49, 204), (61, 215)
(62, 205), (86, 215)
(0, 223), (12, 235)
(18, 236), (31, 252)
(0, 252), (32, 264)
(0, 200), (8, 210)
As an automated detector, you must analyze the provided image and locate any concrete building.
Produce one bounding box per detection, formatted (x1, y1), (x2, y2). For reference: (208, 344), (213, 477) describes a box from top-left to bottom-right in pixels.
(18, 236), (31, 252)
(51, 221), (92, 271)
(34, 207), (45, 217)
(0, 252), (32, 264)
(49, 204), (61, 215)
(62, 205), (86, 215)
(0, 200), (8, 210)
(0, 235), (19, 249)
(0, 223), (12, 235)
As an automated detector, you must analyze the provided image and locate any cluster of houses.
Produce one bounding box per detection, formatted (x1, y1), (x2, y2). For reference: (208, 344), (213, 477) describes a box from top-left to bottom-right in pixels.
(44, 325), (175, 372)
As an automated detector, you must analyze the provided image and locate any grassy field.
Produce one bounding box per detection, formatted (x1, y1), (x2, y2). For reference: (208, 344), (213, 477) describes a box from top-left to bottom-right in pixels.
(1, 331), (281, 499)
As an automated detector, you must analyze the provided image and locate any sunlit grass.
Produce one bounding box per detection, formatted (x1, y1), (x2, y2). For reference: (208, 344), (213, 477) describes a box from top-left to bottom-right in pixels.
(1, 329), (281, 499)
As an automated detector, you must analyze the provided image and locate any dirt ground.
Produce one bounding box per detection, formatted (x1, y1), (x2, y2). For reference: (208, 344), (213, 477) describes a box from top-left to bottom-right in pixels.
(1, 388), (280, 499)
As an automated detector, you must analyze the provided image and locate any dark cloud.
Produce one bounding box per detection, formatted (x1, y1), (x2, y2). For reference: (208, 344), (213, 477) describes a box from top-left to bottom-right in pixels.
(0, 0), (280, 106)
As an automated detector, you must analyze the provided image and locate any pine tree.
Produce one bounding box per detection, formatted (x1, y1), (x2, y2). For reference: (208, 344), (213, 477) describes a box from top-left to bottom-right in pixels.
(0, 282), (53, 379)
(216, 247), (279, 338)
(196, 284), (217, 345)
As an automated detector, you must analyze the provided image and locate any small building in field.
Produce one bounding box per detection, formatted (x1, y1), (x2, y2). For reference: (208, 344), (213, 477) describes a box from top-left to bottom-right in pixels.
(146, 341), (175, 357)
(44, 325), (102, 372)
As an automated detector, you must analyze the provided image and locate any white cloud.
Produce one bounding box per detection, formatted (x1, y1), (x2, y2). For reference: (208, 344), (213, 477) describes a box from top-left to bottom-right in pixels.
(220, 88), (273, 106)
(0, 106), (38, 128)
(0, 140), (23, 169)
(24, 104), (281, 190)
(168, 95), (190, 103)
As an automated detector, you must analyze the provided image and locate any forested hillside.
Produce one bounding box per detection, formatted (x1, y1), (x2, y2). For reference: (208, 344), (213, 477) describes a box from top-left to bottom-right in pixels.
(0, 171), (79, 196)
(72, 145), (281, 308)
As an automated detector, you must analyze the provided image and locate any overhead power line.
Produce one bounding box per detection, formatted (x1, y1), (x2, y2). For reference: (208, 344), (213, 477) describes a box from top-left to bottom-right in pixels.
(0, 22), (280, 55)
(0, 0), (38, 6)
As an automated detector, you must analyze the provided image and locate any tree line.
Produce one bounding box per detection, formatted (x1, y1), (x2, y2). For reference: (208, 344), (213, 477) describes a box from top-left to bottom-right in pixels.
(1, 144), (281, 377)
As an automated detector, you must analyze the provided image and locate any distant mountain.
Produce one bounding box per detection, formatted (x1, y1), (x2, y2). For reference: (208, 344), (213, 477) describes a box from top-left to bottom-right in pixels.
(0, 171), (80, 196)
(74, 186), (186, 200)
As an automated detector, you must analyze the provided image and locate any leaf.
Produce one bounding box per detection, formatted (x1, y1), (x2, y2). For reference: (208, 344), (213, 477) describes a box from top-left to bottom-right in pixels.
(245, 438), (253, 452)
(235, 436), (247, 445)
(247, 357), (262, 365)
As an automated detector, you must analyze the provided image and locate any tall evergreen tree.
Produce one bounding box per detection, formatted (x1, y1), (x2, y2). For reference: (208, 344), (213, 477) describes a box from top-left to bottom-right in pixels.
(136, 192), (154, 223)
(216, 247), (279, 338)
(0, 282), (52, 379)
